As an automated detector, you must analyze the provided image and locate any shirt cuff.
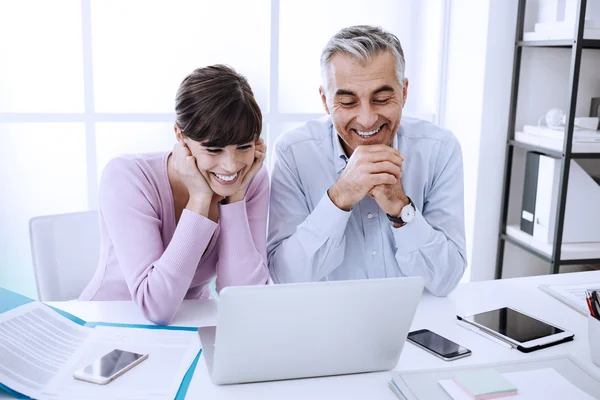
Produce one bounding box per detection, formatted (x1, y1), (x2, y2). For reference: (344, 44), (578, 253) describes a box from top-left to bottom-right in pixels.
(391, 210), (433, 255)
(304, 192), (352, 242)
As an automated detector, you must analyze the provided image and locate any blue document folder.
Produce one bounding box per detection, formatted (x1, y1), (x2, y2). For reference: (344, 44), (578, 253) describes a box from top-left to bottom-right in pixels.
(0, 288), (201, 400)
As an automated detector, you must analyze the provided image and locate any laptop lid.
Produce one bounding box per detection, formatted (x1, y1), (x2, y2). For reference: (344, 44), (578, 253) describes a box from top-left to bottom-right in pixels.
(203, 276), (424, 385)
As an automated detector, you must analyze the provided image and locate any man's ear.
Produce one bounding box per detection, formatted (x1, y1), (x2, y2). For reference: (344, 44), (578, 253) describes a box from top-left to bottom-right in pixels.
(319, 86), (330, 115)
(401, 79), (409, 108)
(174, 124), (185, 142)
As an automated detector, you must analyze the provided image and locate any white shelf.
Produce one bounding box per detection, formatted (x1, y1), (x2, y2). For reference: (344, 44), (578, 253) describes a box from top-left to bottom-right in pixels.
(515, 132), (600, 153)
(506, 225), (600, 260)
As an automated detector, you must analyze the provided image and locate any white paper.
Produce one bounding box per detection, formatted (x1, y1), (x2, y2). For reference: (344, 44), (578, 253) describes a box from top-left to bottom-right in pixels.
(0, 302), (91, 396)
(43, 326), (200, 399)
(0, 302), (200, 400)
(439, 368), (595, 400)
(540, 282), (600, 315)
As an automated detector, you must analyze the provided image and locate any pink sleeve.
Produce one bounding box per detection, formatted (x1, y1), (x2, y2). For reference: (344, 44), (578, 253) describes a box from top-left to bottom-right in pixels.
(99, 158), (217, 325)
(215, 166), (270, 291)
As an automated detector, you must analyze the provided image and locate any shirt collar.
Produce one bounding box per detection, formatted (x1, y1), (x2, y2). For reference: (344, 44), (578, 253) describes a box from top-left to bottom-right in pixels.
(332, 126), (348, 174)
(331, 123), (400, 174)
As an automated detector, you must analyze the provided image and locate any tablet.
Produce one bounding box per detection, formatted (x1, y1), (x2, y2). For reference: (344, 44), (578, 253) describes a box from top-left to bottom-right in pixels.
(457, 307), (574, 353)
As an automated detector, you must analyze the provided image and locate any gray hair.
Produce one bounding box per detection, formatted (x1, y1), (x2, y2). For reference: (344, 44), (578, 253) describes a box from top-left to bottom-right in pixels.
(320, 25), (406, 93)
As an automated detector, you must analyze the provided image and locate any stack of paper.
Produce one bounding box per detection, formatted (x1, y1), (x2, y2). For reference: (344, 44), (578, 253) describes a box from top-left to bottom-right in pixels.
(523, 125), (600, 140)
(515, 126), (600, 153)
(539, 282), (600, 316)
(523, 19), (600, 40)
(0, 289), (201, 400)
(438, 368), (595, 400)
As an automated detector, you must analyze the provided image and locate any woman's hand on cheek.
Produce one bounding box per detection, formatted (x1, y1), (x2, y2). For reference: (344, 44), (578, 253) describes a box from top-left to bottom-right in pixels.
(226, 138), (266, 204)
(172, 141), (214, 201)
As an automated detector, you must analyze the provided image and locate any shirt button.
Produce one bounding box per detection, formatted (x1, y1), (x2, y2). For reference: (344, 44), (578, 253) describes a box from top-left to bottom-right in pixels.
(372, 250), (378, 256)
(367, 213), (373, 219)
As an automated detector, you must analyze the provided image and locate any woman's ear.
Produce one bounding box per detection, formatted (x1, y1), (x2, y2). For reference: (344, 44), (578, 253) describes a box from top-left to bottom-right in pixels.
(174, 124), (185, 142)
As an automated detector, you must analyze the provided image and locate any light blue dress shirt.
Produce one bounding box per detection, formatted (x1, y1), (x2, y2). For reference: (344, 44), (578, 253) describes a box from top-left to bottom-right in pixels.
(267, 116), (467, 296)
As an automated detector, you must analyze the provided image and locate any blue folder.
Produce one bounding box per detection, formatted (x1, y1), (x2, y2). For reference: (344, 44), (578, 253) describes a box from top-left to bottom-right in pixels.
(0, 288), (201, 400)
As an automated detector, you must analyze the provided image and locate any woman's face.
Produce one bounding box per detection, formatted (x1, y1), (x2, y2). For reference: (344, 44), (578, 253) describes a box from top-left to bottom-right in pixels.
(184, 137), (256, 197)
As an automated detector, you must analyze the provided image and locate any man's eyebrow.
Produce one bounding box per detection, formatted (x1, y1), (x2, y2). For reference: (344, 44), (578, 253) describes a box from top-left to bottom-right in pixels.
(373, 85), (395, 95)
(334, 89), (356, 97)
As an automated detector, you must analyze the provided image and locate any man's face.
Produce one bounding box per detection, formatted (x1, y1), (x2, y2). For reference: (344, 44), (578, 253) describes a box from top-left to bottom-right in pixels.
(320, 51), (408, 156)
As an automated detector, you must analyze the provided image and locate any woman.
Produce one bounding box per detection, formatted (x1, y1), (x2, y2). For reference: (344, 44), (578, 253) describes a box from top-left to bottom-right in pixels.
(80, 65), (270, 325)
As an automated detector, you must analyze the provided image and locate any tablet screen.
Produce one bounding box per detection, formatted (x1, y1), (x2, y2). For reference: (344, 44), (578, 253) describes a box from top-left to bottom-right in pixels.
(471, 307), (563, 343)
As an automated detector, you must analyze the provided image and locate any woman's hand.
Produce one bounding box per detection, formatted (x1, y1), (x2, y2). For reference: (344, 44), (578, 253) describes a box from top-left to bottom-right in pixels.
(226, 138), (266, 203)
(171, 141), (213, 202)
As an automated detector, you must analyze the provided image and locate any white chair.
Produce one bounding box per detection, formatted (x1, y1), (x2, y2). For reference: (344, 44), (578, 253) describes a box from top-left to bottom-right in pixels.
(29, 211), (100, 301)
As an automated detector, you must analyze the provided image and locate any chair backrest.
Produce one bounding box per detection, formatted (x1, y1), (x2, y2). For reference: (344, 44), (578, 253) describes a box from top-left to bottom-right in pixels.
(29, 211), (100, 301)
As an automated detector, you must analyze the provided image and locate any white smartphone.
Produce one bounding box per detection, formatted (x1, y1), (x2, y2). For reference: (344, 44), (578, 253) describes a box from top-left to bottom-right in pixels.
(407, 329), (472, 361)
(73, 349), (148, 385)
(457, 307), (574, 353)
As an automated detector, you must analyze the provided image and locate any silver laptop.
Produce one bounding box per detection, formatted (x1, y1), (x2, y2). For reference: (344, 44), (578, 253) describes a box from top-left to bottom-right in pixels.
(198, 276), (424, 385)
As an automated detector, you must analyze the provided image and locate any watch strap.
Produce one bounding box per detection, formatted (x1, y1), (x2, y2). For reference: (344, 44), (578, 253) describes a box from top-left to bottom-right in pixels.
(386, 196), (413, 225)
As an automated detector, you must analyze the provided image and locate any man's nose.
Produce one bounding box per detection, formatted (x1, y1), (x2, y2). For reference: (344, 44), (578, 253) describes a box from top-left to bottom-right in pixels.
(355, 103), (377, 130)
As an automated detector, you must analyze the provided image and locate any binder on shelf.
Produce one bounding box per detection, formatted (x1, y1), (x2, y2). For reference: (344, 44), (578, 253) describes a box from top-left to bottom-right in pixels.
(521, 152), (540, 235)
(520, 152), (600, 243)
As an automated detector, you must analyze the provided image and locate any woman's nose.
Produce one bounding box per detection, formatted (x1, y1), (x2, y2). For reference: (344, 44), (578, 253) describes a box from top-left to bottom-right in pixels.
(221, 156), (239, 173)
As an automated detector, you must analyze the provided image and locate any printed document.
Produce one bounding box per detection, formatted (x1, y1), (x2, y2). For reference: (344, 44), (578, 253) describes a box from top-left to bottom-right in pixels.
(0, 302), (200, 399)
(539, 282), (600, 315)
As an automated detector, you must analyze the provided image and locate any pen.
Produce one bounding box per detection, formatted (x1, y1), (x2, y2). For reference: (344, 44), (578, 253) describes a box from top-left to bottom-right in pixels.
(592, 291), (600, 320)
(587, 296), (595, 317)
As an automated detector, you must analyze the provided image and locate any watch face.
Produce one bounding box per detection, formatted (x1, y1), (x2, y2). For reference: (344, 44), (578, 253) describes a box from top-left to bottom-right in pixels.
(401, 203), (415, 223)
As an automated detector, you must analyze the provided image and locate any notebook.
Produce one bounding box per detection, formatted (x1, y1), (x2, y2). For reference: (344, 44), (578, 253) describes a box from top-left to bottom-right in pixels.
(451, 369), (517, 399)
(388, 355), (600, 400)
(439, 368), (595, 400)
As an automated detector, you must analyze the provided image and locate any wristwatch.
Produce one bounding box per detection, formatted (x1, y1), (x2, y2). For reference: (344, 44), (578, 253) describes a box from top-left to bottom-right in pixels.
(386, 196), (415, 227)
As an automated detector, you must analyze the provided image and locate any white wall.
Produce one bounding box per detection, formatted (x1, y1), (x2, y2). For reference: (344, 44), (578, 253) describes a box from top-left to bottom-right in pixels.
(470, 0), (519, 281)
(441, 0), (491, 281)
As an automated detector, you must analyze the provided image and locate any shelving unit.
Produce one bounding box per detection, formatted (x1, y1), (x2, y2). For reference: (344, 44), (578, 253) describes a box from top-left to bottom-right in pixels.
(495, 0), (600, 279)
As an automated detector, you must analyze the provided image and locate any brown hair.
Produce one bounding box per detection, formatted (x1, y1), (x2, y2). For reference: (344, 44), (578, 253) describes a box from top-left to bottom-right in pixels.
(175, 65), (262, 147)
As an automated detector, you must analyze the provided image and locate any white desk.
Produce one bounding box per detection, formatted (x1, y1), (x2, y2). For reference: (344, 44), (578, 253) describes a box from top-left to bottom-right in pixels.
(26, 271), (600, 398)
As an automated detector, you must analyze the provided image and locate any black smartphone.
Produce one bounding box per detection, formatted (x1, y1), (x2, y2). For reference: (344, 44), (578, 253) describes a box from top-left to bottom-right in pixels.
(407, 329), (471, 361)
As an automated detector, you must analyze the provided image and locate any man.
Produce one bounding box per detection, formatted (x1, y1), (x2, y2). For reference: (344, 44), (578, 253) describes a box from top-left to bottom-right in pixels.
(267, 25), (466, 296)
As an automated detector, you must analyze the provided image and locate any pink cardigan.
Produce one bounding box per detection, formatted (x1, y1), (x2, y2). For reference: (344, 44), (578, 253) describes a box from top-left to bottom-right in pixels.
(79, 152), (269, 324)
